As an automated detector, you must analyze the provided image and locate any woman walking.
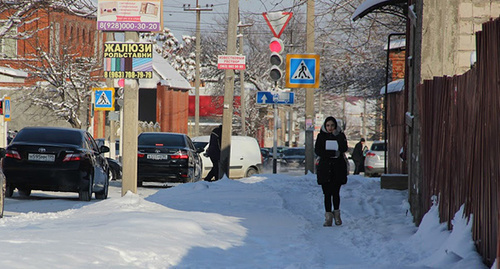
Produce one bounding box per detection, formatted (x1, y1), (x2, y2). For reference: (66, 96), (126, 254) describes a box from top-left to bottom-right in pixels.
(315, 116), (348, 226)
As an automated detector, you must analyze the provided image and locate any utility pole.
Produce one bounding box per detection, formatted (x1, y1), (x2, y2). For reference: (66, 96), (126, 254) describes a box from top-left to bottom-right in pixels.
(304, 0), (315, 174)
(220, 0), (239, 178)
(121, 32), (140, 196)
(237, 22), (252, 136)
(183, 2), (213, 136)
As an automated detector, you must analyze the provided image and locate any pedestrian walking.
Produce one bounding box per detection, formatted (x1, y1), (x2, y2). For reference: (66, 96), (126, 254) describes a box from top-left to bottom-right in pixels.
(314, 116), (348, 226)
(204, 125), (222, 181)
(352, 138), (366, 175)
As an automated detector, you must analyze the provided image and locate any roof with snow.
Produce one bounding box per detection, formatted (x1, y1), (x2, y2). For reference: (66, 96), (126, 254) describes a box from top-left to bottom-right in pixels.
(380, 79), (404, 94)
(352, 0), (406, 21)
(139, 51), (192, 90)
(0, 66), (28, 78)
(384, 38), (406, 50)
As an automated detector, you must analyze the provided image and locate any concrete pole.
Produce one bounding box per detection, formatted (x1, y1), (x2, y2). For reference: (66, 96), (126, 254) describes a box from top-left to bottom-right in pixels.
(121, 32), (139, 196)
(304, 0), (315, 174)
(237, 23), (252, 136)
(184, 2), (213, 137)
(220, 0), (238, 178)
(238, 28), (246, 136)
(194, 2), (201, 136)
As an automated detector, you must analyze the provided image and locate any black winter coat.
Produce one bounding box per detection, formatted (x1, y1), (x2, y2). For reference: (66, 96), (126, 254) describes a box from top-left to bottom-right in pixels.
(207, 125), (222, 158)
(314, 118), (348, 185)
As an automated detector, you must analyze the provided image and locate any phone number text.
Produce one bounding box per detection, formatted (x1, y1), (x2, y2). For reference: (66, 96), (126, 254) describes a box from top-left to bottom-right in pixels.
(104, 71), (153, 79)
(98, 21), (160, 32)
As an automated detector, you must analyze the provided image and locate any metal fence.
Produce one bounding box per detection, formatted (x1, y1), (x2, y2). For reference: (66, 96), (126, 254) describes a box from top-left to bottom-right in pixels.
(416, 18), (499, 266)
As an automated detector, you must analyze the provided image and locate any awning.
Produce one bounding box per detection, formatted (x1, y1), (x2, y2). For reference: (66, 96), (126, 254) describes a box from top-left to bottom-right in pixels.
(380, 79), (404, 94)
(352, 0), (406, 21)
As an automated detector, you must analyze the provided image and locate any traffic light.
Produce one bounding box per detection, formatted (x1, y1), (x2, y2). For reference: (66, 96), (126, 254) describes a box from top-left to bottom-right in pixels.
(269, 38), (283, 81)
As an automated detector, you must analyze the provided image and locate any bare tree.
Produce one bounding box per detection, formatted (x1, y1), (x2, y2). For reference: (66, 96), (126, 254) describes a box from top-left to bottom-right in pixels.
(21, 43), (102, 129)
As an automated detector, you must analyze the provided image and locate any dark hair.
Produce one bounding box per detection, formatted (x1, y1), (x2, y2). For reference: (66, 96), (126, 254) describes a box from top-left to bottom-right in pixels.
(324, 116), (337, 128)
(360, 138), (365, 142)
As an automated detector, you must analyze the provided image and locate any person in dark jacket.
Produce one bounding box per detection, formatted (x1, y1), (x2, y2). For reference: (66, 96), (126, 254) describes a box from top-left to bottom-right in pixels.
(315, 116), (348, 226)
(204, 125), (222, 181)
(352, 138), (366, 175)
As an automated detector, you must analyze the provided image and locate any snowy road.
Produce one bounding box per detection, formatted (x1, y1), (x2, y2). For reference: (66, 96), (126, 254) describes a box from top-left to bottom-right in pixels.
(0, 173), (487, 268)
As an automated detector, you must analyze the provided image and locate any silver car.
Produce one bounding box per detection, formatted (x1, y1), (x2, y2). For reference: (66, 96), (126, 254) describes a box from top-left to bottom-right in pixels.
(364, 141), (386, 177)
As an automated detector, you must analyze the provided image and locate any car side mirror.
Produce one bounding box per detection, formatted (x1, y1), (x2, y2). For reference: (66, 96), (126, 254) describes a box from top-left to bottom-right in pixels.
(100, 145), (110, 153)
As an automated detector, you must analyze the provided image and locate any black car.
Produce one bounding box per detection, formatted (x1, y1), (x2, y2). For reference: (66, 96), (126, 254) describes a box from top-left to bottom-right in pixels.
(137, 132), (203, 186)
(2, 127), (110, 201)
(95, 139), (122, 181)
(279, 147), (306, 171)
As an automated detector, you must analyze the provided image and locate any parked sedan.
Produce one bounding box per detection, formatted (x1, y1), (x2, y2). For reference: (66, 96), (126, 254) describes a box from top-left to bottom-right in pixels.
(364, 141), (386, 177)
(279, 147), (306, 171)
(137, 132), (203, 186)
(2, 127), (110, 201)
(95, 139), (122, 181)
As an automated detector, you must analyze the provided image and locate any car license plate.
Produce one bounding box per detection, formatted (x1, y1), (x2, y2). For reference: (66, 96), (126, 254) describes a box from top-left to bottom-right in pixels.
(147, 154), (168, 160)
(28, 153), (55, 162)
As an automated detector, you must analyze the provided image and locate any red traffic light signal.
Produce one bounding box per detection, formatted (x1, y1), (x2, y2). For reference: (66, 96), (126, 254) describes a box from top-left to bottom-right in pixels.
(269, 38), (284, 53)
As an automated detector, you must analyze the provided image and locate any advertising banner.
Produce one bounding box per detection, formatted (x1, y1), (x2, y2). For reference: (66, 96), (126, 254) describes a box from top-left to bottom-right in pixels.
(103, 42), (153, 79)
(97, 0), (162, 32)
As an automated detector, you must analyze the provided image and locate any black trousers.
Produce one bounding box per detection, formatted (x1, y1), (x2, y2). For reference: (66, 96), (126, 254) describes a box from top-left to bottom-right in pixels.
(204, 156), (219, 181)
(354, 160), (363, 175)
(321, 182), (341, 212)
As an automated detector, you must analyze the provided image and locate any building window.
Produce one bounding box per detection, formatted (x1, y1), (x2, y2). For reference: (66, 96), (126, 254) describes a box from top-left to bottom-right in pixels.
(0, 28), (17, 58)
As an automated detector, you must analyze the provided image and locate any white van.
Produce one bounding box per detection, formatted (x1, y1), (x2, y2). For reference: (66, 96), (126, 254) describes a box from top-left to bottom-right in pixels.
(192, 136), (262, 179)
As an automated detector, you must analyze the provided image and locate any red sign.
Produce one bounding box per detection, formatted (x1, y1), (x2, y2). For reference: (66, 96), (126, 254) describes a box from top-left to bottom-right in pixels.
(217, 55), (246, 70)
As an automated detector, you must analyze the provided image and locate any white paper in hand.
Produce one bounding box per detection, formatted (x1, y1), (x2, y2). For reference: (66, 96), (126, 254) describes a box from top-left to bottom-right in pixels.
(325, 140), (338, 151)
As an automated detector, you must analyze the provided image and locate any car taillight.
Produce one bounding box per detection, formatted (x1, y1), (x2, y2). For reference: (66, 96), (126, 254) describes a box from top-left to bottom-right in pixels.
(6, 150), (20, 160)
(366, 152), (376, 157)
(171, 154), (188, 159)
(138, 153), (145, 158)
(171, 150), (188, 159)
(63, 153), (83, 162)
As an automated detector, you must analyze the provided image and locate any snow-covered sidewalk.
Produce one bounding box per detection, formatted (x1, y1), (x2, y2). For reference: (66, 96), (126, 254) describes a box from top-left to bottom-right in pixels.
(0, 173), (489, 268)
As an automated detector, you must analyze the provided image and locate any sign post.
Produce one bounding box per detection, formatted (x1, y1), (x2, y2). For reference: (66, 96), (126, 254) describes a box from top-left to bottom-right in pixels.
(97, 0), (161, 196)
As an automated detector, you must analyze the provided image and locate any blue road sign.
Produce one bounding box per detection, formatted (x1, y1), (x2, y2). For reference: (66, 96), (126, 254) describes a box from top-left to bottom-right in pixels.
(256, 91), (295, 105)
(285, 54), (320, 88)
(94, 88), (115, 111)
(4, 97), (10, 121)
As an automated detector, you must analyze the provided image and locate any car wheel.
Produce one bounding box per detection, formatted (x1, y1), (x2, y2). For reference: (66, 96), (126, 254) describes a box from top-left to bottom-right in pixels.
(108, 167), (116, 181)
(5, 184), (13, 198)
(79, 174), (93, 201)
(95, 172), (109, 200)
(245, 167), (258, 177)
(18, 188), (31, 197)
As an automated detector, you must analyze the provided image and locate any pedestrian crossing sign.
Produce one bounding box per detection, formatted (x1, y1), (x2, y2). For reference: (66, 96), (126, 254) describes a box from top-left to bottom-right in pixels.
(93, 87), (115, 111)
(285, 54), (320, 88)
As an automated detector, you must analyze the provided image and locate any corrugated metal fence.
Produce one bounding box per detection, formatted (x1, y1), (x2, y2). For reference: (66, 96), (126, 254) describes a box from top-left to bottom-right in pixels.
(416, 18), (499, 266)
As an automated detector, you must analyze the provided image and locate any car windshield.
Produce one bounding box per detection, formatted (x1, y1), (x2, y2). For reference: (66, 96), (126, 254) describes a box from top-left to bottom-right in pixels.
(371, 143), (386, 151)
(193, 141), (208, 151)
(15, 128), (82, 145)
(138, 134), (186, 147)
(283, 148), (305, 156)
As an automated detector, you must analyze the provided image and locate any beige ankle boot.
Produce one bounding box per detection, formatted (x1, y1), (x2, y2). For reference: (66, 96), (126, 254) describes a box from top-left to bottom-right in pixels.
(323, 212), (333, 227)
(333, 210), (342, 225)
